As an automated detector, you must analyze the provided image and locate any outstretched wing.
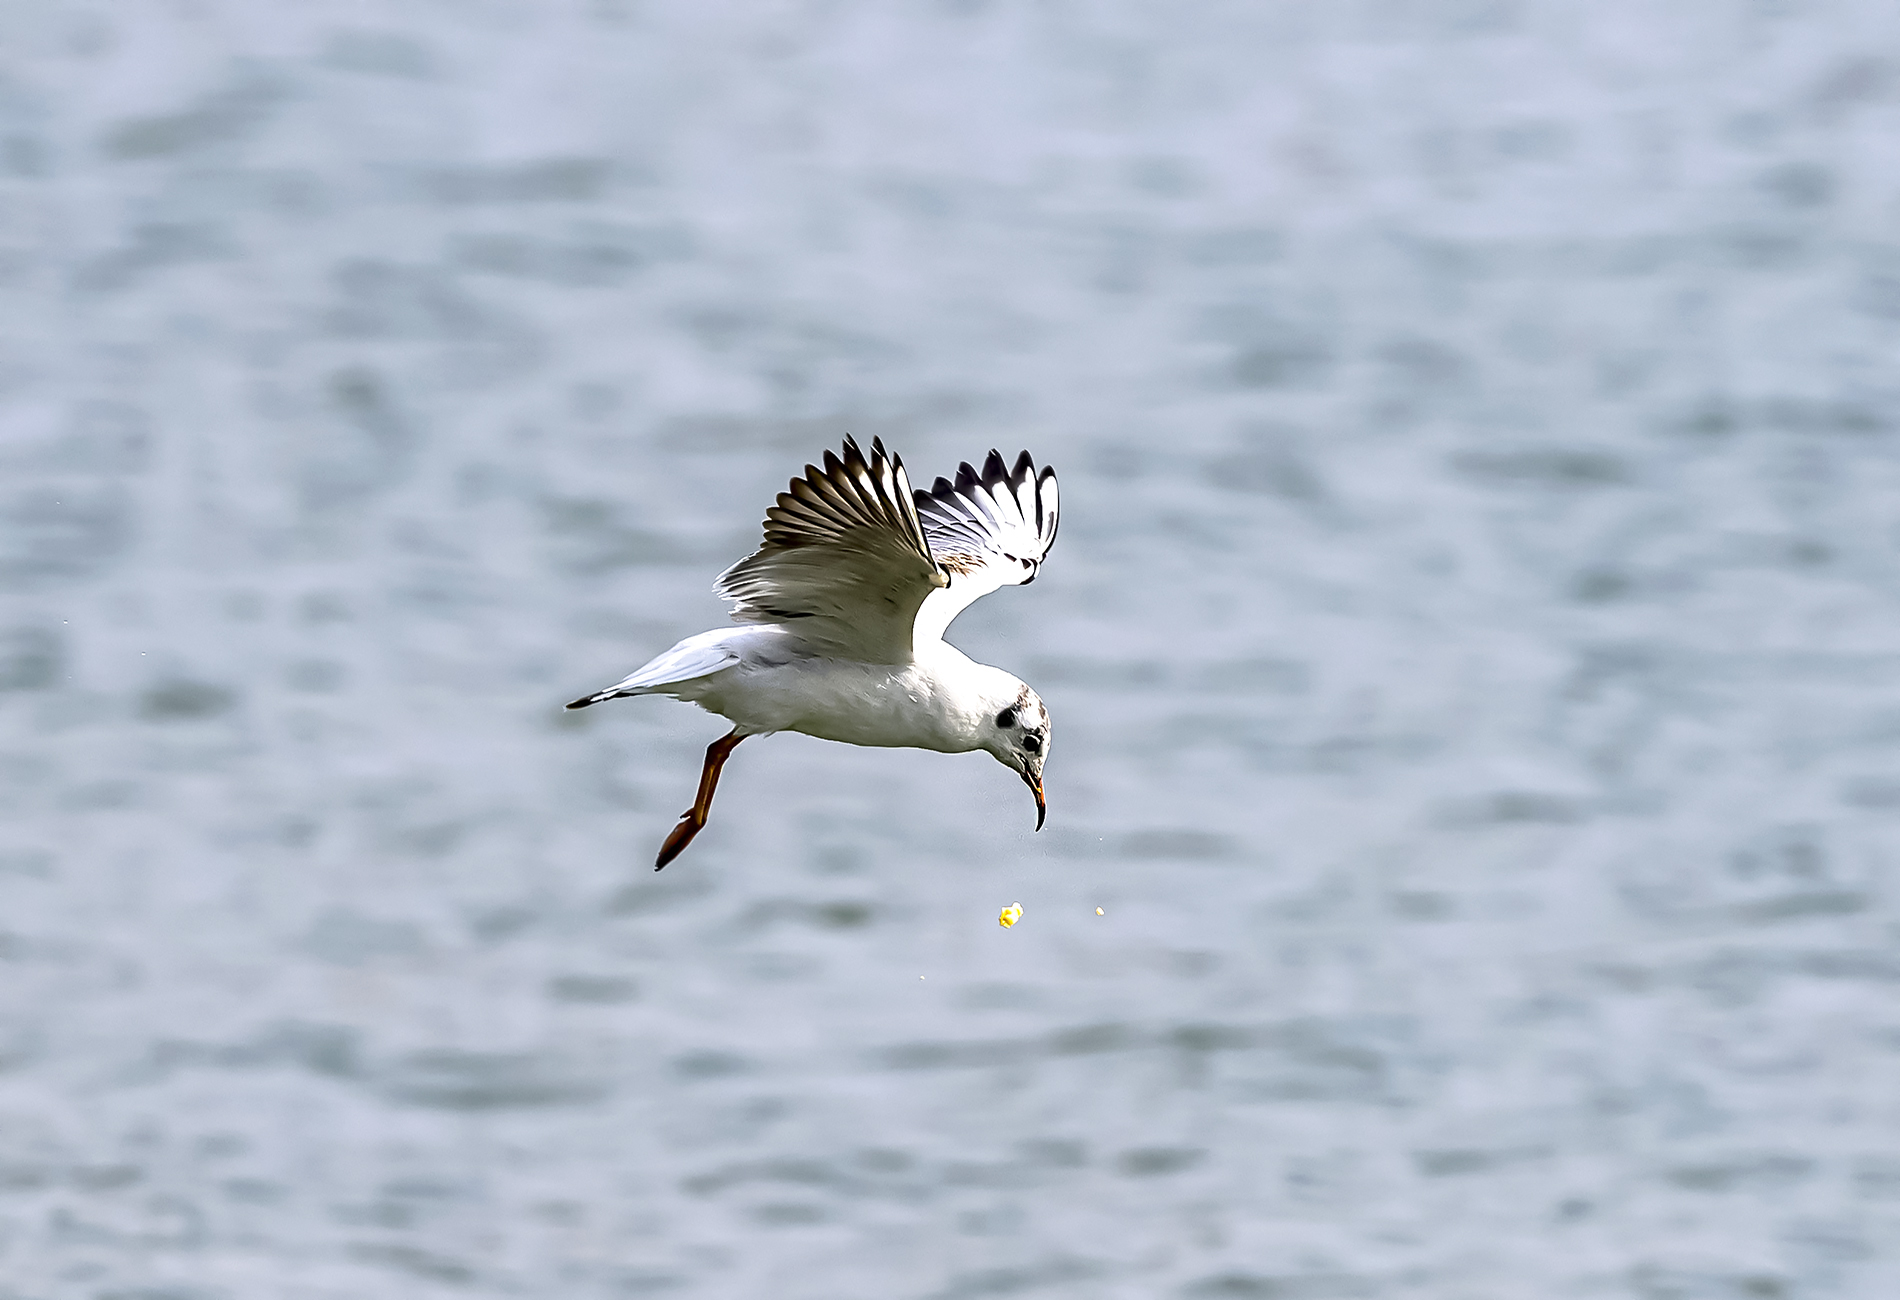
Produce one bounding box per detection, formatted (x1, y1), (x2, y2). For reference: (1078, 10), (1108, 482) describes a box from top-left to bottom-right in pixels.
(715, 436), (947, 662)
(911, 449), (1059, 646)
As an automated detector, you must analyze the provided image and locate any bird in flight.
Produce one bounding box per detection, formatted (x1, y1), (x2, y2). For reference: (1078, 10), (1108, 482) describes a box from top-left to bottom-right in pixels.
(567, 436), (1060, 869)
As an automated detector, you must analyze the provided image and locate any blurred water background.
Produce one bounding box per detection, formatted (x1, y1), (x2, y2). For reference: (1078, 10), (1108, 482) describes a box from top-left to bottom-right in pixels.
(5, 2), (1900, 1296)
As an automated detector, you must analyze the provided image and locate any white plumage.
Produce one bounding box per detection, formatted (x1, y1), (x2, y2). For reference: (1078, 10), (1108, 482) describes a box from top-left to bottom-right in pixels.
(567, 436), (1059, 869)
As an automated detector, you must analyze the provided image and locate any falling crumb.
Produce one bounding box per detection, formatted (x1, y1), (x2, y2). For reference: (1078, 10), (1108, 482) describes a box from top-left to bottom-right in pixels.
(1096, 907), (1104, 915)
(998, 902), (1023, 929)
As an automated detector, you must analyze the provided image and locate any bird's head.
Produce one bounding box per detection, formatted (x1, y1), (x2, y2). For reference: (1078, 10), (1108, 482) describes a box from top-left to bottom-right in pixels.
(979, 683), (1051, 830)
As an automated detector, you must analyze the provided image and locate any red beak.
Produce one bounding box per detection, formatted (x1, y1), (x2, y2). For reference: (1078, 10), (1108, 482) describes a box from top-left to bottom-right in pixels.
(1023, 770), (1046, 831)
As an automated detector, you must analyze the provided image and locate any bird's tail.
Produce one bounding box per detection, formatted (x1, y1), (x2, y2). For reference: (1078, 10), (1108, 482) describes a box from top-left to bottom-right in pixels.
(565, 688), (630, 710)
(565, 633), (744, 712)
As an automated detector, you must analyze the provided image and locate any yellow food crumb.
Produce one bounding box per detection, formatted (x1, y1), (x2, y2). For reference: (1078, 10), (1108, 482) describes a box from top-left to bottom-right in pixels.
(1096, 907), (1104, 915)
(998, 902), (1023, 928)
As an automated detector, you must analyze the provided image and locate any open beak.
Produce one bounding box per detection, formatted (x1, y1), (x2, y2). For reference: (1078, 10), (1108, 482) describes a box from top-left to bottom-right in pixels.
(1022, 769), (1046, 831)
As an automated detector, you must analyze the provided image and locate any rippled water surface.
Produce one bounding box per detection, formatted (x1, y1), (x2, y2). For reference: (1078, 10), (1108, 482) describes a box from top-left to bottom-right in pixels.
(5, 3), (1900, 1297)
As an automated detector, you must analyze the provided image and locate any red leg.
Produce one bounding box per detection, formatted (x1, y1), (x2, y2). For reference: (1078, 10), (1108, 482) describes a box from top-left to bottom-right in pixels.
(654, 730), (745, 871)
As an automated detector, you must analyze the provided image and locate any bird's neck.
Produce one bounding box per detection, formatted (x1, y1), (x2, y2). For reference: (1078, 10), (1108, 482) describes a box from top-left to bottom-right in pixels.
(912, 642), (1015, 747)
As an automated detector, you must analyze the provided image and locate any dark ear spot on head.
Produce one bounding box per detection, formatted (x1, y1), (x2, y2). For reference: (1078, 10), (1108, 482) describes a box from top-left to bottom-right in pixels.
(996, 708), (1017, 729)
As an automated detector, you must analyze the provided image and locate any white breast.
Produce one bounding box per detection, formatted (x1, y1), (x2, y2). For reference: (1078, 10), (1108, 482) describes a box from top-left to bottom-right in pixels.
(682, 641), (993, 753)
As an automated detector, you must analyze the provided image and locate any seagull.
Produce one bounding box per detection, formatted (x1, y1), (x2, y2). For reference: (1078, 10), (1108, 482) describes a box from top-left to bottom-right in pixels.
(567, 436), (1060, 870)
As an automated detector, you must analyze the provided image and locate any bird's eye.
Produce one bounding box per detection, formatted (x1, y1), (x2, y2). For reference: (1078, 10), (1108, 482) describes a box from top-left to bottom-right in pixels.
(996, 708), (1017, 729)
(1023, 734), (1042, 754)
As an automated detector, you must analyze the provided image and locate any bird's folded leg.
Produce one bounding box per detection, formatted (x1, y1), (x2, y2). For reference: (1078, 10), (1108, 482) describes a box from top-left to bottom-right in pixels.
(655, 730), (745, 870)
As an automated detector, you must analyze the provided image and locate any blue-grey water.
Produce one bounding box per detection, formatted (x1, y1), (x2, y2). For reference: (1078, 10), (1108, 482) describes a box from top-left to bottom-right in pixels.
(5, 3), (1900, 1297)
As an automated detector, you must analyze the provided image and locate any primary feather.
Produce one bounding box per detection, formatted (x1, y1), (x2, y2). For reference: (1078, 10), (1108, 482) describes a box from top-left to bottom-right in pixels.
(713, 436), (945, 663)
(912, 449), (1060, 645)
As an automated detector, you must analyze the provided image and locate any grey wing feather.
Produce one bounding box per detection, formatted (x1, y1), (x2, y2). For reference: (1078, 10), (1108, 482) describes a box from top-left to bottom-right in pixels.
(715, 436), (946, 662)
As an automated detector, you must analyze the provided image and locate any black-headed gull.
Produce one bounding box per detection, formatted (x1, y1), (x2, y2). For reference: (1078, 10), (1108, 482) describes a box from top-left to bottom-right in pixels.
(568, 436), (1059, 869)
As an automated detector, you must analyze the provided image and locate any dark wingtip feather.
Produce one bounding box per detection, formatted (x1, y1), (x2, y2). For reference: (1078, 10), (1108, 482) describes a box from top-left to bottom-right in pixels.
(565, 695), (596, 709)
